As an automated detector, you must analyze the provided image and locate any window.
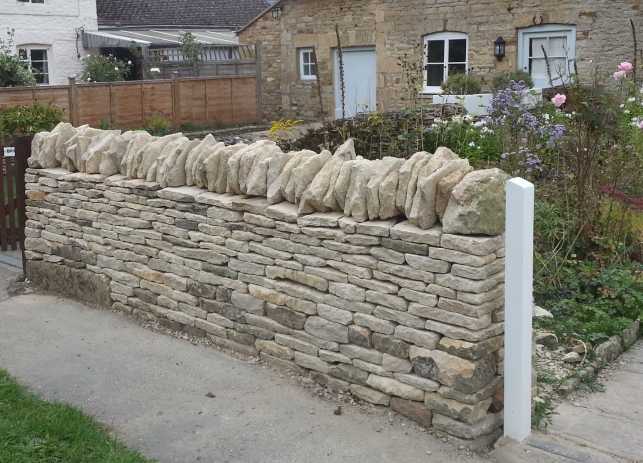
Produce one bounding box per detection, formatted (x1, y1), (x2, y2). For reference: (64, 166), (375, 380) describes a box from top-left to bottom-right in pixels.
(423, 32), (468, 93)
(17, 1), (46, 3)
(299, 48), (316, 80)
(18, 48), (50, 84)
(518, 25), (576, 88)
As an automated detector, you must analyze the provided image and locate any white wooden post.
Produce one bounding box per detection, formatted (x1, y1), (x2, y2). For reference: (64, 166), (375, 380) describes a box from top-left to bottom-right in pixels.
(504, 177), (534, 442)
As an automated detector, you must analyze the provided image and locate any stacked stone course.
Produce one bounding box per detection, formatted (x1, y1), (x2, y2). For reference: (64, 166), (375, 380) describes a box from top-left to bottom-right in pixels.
(24, 125), (508, 447)
(24, 173), (505, 446)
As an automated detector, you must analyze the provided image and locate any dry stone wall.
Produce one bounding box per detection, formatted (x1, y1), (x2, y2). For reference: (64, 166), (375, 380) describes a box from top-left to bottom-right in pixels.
(24, 123), (508, 447)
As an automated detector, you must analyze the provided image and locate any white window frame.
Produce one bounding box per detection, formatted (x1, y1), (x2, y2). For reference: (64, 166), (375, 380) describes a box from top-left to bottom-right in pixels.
(518, 24), (576, 89)
(299, 48), (316, 81)
(17, 0), (46, 3)
(423, 32), (469, 94)
(18, 46), (51, 85)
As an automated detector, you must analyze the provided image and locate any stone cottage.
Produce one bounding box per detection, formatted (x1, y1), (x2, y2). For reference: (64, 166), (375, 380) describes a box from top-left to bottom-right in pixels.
(238, 0), (643, 121)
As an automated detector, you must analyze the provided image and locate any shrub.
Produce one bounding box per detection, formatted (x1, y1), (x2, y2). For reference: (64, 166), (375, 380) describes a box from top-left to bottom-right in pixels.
(78, 54), (130, 83)
(146, 115), (171, 135)
(0, 28), (37, 87)
(440, 73), (482, 95)
(491, 70), (534, 91)
(0, 103), (64, 134)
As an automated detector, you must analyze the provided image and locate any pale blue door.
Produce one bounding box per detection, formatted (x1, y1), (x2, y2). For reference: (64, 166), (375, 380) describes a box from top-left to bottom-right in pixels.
(334, 48), (376, 119)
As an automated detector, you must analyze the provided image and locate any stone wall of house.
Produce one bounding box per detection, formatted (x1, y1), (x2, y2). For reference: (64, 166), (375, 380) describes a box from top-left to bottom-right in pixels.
(240, 0), (643, 121)
(23, 123), (509, 447)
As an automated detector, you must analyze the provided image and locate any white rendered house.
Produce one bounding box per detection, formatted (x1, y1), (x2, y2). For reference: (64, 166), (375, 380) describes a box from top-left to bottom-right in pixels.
(0, 0), (98, 85)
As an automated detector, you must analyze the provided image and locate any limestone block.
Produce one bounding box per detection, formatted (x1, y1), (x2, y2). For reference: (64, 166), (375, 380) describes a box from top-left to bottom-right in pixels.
(158, 138), (200, 188)
(266, 152), (294, 192)
(442, 168), (511, 236)
(267, 150), (313, 204)
(333, 159), (361, 211)
(135, 133), (182, 179)
(436, 166), (473, 220)
(282, 150), (317, 203)
(349, 384), (391, 405)
(425, 319), (504, 343)
(414, 159), (471, 229)
(53, 122), (77, 166)
(185, 134), (217, 185)
(293, 150), (332, 208)
(424, 393), (492, 425)
(432, 412), (503, 439)
(329, 364), (369, 385)
(339, 344), (383, 364)
(382, 354), (413, 373)
(100, 131), (137, 176)
(393, 373), (440, 392)
(119, 131), (153, 176)
(300, 141), (355, 212)
(395, 152), (429, 214)
(404, 154), (431, 217)
(437, 336), (504, 360)
(394, 325), (441, 350)
(378, 167), (401, 220)
(29, 131), (49, 168)
(390, 397), (433, 427)
(354, 311), (398, 335)
(366, 157), (404, 220)
(438, 375), (503, 404)
(344, 160), (375, 222)
(409, 346), (496, 394)
(246, 147), (283, 196)
(366, 374), (425, 401)
(294, 351), (331, 373)
(304, 316), (349, 343)
(348, 325), (372, 348)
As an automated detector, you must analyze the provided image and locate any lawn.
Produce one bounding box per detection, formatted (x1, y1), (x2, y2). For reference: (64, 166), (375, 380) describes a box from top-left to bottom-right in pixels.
(0, 369), (152, 463)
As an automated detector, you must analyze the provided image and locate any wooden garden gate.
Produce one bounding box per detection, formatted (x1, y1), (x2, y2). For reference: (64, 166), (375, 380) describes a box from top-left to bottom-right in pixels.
(0, 135), (31, 272)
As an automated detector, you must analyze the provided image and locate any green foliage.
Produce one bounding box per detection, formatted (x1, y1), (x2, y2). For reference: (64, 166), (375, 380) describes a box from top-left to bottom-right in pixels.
(180, 32), (202, 76)
(79, 54), (130, 83)
(423, 114), (502, 166)
(440, 73), (483, 95)
(0, 28), (37, 88)
(146, 115), (170, 136)
(0, 103), (64, 135)
(0, 369), (152, 463)
(98, 119), (116, 130)
(492, 70), (534, 90)
(534, 260), (643, 344)
(532, 398), (556, 431)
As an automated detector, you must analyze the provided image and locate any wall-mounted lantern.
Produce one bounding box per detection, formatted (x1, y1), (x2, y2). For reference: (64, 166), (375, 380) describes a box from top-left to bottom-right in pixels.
(272, 4), (285, 19)
(494, 36), (506, 61)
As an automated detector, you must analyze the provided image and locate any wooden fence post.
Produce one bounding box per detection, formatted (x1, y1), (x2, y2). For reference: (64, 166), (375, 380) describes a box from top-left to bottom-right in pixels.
(255, 41), (263, 124)
(68, 77), (79, 126)
(14, 135), (32, 274)
(172, 72), (181, 131)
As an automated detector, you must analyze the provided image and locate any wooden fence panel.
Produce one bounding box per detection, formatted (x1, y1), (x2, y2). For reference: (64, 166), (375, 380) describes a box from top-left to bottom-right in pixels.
(180, 79), (208, 126)
(111, 83), (145, 129)
(1, 75), (260, 131)
(232, 77), (258, 124)
(77, 84), (111, 127)
(33, 87), (71, 117)
(142, 81), (174, 125)
(206, 79), (233, 126)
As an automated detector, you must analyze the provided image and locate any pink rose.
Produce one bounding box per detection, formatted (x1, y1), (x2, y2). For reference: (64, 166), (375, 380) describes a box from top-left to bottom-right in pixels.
(614, 70), (627, 79)
(619, 62), (633, 72)
(551, 93), (566, 107)
(637, 120), (643, 129)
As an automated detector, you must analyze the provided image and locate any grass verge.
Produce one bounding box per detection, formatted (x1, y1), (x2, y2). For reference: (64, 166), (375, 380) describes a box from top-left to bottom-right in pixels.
(0, 369), (152, 463)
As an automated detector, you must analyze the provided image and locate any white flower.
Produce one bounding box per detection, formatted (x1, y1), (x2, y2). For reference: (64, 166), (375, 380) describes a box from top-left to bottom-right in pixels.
(150, 67), (160, 73)
(620, 103), (625, 108)
(468, 141), (476, 147)
(628, 97), (637, 102)
(624, 109), (631, 114)
(128, 60), (132, 65)
(114, 66), (119, 71)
